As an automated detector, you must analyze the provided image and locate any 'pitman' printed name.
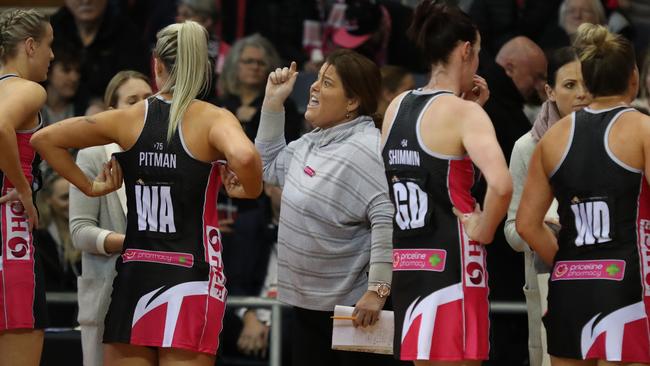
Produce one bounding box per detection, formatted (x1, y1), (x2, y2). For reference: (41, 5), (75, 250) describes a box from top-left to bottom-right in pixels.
(139, 152), (177, 169)
(388, 149), (420, 166)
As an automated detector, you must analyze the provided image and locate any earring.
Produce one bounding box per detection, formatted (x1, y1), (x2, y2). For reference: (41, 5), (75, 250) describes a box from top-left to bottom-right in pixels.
(345, 111), (351, 119)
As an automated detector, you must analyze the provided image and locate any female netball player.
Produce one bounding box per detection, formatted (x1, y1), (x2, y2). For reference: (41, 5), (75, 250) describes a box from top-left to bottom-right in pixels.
(381, 1), (512, 365)
(31, 21), (262, 366)
(517, 23), (650, 365)
(0, 9), (53, 366)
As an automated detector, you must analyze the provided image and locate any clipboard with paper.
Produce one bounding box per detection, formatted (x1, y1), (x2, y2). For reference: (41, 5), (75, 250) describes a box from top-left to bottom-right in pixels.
(331, 305), (394, 355)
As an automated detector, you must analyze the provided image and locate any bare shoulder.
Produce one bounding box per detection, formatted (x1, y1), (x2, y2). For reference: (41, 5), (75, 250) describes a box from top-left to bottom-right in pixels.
(189, 100), (239, 126)
(442, 96), (491, 126)
(0, 78), (46, 107)
(82, 98), (146, 126)
(382, 90), (411, 135)
(121, 98), (148, 118)
(626, 109), (650, 128)
(4, 78), (45, 95)
(620, 110), (650, 144)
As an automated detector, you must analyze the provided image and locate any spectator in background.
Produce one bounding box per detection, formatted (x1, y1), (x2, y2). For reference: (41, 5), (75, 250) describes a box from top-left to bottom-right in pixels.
(476, 35), (547, 364)
(560, 0), (606, 38)
(481, 36), (547, 163)
(536, 0), (635, 51)
(304, 0), (424, 72)
(176, 0), (230, 100)
(219, 33), (301, 143)
(69, 70), (152, 366)
(234, 183), (281, 360)
(217, 34), (300, 342)
(50, 0), (149, 110)
(504, 47), (591, 366)
(377, 65), (414, 116)
(331, 0), (391, 65)
(41, 42), (82, 126)
(35, 173), (79, 293)
(219, 183), (295, 365)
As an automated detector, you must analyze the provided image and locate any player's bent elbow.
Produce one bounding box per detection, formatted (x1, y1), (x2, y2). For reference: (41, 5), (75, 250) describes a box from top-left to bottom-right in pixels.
(237, 149), (264, 198)
(489, 175), (513, 201)
(515, 215), (533, 243)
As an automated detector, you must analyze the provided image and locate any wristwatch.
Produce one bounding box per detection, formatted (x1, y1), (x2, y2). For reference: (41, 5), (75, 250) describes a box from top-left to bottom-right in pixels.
(368, 282), (391, 298)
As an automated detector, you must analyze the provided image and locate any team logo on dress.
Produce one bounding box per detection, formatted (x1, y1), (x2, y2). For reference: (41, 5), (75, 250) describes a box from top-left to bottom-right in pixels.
(401, 139), (408, 147)
(466, 261), (484, 285)
(551, 259), (625, 281)
(393, 249), (446, 271)
(462, 230), (486, 288)
(205, 226), (224, 268)
(554, 263), (569, 278)
(121, 249), (194, 268)
(3, 200), (31, 261)
(205, 225), (226, 301)
(122, 250), (137, 261)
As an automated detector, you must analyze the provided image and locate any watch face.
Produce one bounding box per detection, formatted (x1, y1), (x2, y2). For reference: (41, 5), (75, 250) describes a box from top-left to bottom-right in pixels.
(377, 284), (390, 297)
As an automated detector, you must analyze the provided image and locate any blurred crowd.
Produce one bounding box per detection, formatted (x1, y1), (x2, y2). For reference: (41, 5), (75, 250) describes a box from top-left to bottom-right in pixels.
(28, 0), (650, 365)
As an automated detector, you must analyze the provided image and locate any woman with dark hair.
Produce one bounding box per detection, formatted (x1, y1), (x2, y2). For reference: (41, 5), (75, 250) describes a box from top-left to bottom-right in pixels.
(381, 1), (512, 364)
(255, 49), (395, 365)
(505, 47), (591, 366)
(0, 8), (53, 366)
(34, 172), (78, 293)
(31, 21), (261, 366)
(517, 23), (650, 364)
(41, 42), (81, 126)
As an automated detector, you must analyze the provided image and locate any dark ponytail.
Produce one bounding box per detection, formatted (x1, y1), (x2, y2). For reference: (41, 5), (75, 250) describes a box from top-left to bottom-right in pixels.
(408, 0), (478, 66)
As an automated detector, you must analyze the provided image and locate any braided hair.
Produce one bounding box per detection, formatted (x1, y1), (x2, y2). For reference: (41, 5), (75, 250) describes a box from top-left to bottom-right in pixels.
(0, 9), (49, 62)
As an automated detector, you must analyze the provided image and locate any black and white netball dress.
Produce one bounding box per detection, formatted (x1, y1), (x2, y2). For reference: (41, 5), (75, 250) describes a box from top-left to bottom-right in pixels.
(382, 90), (488, 361)
(546, 106), (650, 362)
(104, 96), (226, 354)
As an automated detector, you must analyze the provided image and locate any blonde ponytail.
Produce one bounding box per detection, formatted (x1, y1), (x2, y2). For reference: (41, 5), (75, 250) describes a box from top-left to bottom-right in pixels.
(574, 23), (616, 63)
(154, 21), (211, 141)
(573, 23), (635, 97)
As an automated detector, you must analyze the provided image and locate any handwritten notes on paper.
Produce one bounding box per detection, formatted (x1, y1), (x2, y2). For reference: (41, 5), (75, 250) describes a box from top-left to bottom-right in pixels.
(331, 305), (394, 355)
